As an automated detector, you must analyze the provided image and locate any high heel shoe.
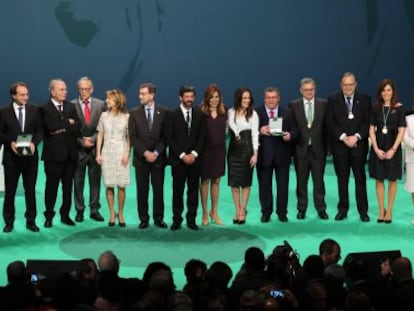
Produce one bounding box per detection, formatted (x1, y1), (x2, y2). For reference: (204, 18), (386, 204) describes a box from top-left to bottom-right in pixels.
(209, 213), (223, 225)
(202, 214), (209, 226)
(117, 213), (126, 227)
(377, 210), (386, 223)
(238, 219), (246, 225)
(108, 222), (115, 227)
(233, 219), (239, 224)
(119, 222), (126, 227)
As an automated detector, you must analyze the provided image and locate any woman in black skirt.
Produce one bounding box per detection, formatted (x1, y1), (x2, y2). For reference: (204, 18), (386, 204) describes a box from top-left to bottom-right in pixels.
(227, 88), (259, 224)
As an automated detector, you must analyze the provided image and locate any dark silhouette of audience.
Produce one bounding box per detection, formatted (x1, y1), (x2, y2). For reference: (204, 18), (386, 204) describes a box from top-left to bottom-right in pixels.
(1, 240), (413, 311)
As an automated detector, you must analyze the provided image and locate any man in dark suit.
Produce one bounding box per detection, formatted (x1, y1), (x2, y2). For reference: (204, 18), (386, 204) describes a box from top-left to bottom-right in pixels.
(41, 79), (81, 227)
(129, 83), (168, 229)
(327, 72), (371, 221)
(290, 78), (329, 220)
(256, 86), (298, 222)
(166, 85), (206, 230)
(71, 77), (105, 223)
(0, 82), (43, 233)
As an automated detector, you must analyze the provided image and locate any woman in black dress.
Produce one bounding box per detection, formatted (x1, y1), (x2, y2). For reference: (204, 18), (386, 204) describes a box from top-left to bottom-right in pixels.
(200, 84), (227, 225)
(227, 88), (259, 224)
(369, 79), (406, 223)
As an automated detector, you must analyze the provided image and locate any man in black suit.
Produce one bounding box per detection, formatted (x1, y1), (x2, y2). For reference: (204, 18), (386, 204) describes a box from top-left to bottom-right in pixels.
(41, 79), (81, 227)
(256, 86), (298, 222)
(129, 83), (168, 229)
(0, 82), (43, 233)
(290, 78), (329, 220)
(72, 77), (105, 223)
(166, 85), (206, 230)
(327, 72), (371, 222)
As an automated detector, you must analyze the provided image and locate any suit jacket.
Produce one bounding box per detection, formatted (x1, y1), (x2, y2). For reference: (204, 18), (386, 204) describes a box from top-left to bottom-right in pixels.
(166, 106), (206, 167)
(256, 104), (298, 167)
(327, 91), (371, 156)
(129, 104), (168, 168)
(40, 99), (81, 162)
(72, 97), (105, 158)
(289, 97), (328, 159)
(403, 114), (414, 163)
(0, 103), (43, 166)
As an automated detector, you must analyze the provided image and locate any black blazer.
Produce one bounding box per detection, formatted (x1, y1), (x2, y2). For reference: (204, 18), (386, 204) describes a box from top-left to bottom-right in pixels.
(327, 92), (371, 156)
(289, 97), (328, 159)
(40, 100), (81, 162)
(129, 104), (168, 168)
(166, 106), (206, 167)
(256, 104), (298, 167)
(0, 104), (43, 166)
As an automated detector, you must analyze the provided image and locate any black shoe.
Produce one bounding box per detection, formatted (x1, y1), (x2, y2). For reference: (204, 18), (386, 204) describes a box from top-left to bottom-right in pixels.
(318, 211), (329, 220)
(26, 222), (40, 232)
(44, 219), (53, 228)
(170, 223), (181, 231)
(261, 215), (270, 223)
(139, 222), (149, 229)
(187, 223), (200, 230)
(3, 224), (13, 233)
(61, 217), (76, 226)
(297, 211), (306, 220)
(108, 222), (115, 227)
(90, 212), (104, 222)
(334, 212), (347, 221)
(233, 219), (239, 224)
(154, 221), (167, 228)
(278, 215), (288, 222)
(75, 212), (84, 222)
(384, 219), (392, 224)
(360, 214), (370, 222)
(119, 222), (126, 227)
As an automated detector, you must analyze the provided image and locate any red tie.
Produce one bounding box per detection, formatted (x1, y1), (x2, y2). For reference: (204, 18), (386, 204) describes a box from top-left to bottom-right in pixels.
(269, 109), (275, 118)
(84, 100), (91, 125)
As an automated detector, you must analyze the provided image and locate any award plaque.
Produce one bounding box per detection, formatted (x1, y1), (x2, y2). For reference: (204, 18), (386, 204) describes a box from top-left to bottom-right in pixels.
(16, 134), (33, 156)
(269, 117), (284, 136)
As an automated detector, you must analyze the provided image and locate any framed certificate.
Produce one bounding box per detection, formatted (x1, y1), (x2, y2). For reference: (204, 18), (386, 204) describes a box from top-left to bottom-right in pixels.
(269, 117), (284, 136)
(16, 134), (33, 156)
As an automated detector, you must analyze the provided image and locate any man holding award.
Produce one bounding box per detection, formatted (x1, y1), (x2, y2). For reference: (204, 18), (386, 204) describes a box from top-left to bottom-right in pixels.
(0, 82), (43, 233)
(256, 86), (298, 223)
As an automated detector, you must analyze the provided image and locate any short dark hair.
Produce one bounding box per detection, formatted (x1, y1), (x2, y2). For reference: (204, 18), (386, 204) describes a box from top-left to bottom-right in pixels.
(9, 82), (28, 96)
(7, 260), (26, 285)
(319, 238), (339, 256)
(140, 82), (157, 95)
(179, 85), (196, 97)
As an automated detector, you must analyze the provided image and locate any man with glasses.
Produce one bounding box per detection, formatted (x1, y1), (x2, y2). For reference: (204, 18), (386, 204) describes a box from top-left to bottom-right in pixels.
(256, 86), (298, 223)
(71, 77), (105, 223)
(327, 72), (371, 222)
(290, 78), (329, 220)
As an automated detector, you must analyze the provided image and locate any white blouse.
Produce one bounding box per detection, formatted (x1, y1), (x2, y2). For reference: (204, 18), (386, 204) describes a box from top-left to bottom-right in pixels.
(228, 108), (259, 150)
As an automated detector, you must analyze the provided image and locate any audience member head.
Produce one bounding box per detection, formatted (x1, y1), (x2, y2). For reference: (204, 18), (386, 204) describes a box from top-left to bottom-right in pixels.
(166, 291), (193, 311)
(324, 263), (346, 284)
(149, 269), (176, 297)
(345, 258), (369, 288)
(392, 257), (413, 284)
(344, 291), (374, 311)
(239, 289), (263, 310)
(302, 282), (328, 311)
(303, 255), (325, 280)
(7, 260), (27, 285)
(244, 247), (266, 272)
(97, 250), (120, 274)
(76, 258), (98, 281)
(319, 239), (341, 266)
(142, 261), (172, 289)
(184, 259), (207, 284)
(205, 261), (233, 290)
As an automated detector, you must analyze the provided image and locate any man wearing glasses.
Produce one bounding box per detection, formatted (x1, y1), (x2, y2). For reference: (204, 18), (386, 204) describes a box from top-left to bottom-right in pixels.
(71, 77), (106, 223)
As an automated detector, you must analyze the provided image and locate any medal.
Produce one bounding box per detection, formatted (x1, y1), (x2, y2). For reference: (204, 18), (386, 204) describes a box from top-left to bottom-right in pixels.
(382, 127), (388, 134)
(235, 135), (241, 140)
(307, 122), (312, 129)
(348, 112), (354, 119)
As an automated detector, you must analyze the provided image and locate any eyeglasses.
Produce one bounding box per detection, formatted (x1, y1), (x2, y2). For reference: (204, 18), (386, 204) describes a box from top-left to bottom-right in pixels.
(302, 88), (315, 92)
(79, 88), (92, 92)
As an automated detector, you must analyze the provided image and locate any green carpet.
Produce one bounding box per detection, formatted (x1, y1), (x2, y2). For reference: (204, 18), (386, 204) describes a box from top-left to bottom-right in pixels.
(0, 158), (413, 289)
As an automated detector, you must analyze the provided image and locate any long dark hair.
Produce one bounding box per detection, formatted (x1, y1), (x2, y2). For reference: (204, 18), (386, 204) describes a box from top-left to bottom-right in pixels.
(375, 79), (399, 110)
(233, 87), (254, 121)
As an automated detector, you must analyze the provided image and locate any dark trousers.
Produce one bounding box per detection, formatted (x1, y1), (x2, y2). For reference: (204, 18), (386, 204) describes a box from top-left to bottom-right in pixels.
(44, 160), (76, 219)
(257, 160), (290, 217)
(294, 148), (327, 212)
(135, 162), (165, 223)
(332, 152), (368, 214)
(171, 163), (200, 225)
(74, 151), (101, 214)
(3, 159), (38, 225)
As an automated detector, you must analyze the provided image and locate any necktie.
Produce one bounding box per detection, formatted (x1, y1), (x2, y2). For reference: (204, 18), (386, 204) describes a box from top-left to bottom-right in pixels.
(307, 101), (313, 123)
(147, 107), (152, 130)
(269, 109), (275, 119)
(58, 104), (63, 112)
(84, 100), (91, 125)
(18, 106), (23, 131)
(346, 97), (352, 111)
(186, 110), (191, 134)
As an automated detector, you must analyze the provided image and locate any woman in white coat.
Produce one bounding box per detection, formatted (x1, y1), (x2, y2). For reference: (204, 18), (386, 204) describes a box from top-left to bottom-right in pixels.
(403, 112), (414, 224)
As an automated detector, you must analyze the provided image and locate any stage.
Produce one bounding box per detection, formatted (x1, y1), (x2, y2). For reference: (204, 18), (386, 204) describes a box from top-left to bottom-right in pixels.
(0, 159), (413, 289)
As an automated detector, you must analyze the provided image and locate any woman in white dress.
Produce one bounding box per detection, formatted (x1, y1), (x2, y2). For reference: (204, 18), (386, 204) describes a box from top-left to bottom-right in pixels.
(96, 89), (130, 227)
(403, 112), (414, 224)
